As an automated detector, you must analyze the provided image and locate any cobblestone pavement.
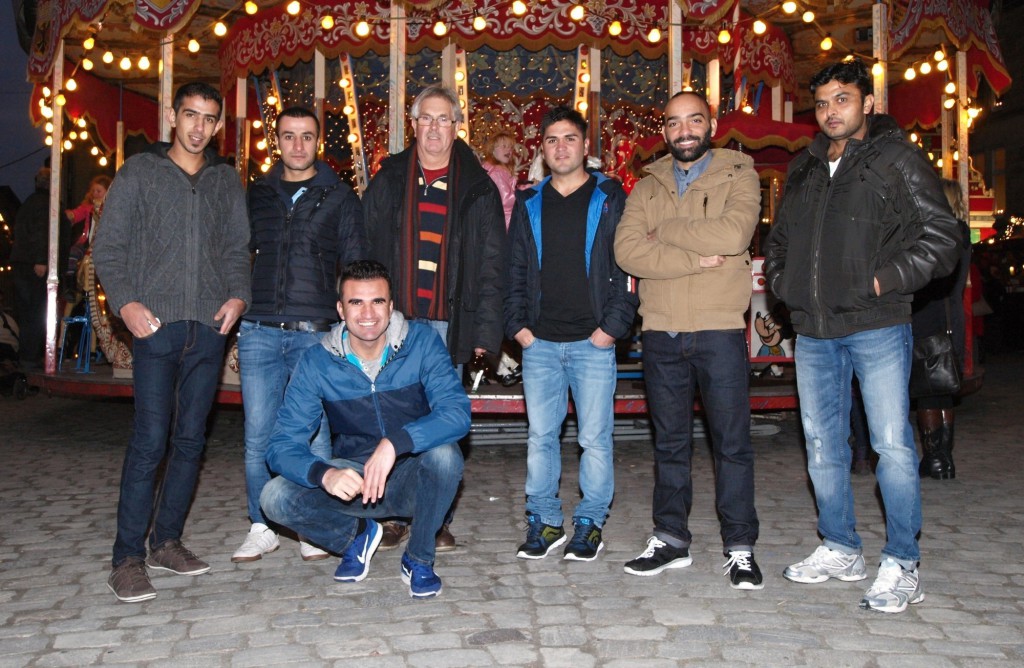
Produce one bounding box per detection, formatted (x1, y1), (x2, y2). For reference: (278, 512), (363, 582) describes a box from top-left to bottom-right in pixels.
(2, 352), (1023, 667)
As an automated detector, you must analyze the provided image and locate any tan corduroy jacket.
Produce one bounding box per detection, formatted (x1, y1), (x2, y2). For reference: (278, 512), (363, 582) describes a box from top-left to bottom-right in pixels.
(615, 149), (761, 333)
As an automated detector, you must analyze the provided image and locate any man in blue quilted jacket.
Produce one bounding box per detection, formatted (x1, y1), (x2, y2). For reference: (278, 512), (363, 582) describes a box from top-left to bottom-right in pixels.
(260, 260), (469, 598)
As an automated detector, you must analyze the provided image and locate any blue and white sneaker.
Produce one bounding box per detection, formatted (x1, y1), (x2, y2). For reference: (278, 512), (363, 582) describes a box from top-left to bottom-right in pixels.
(334, 519), (382, 582)
(400, 553), (442, 598)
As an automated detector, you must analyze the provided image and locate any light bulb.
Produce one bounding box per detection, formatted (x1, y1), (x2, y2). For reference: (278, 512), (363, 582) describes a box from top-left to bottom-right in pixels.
(45, 122), (53, 133)
(266, 94), (278, 106)
(871, 62), (884, 77)
(245, 1), (257, 15)
(511, 1), (527, 17)
(138, 56), (150, 70)
(83, 36), (95, 50)
(63, 139), (73, 150)
(99, 156), (108, 166)
(54, 94), (66, 106)
(90, 146), (99, 156)
(252, 119), (262, 129)
(820, 35), (832, 51)
(943, 97), (956, 110)
(45, 136), (53, 146)
(936, 60), (948, 72)
(608, 20), (622, 37)
(260, 163), (270, 173)
(432, 21), (447, 37)
(120, 56), (131, 70)
(342, 105), (354, 115)
(718, 29), (730, 44)
(904, 67), (916, 80)
(579, 72), (590, 84)
(102, 51), (114, 64)
(753, 20), (767, 35)
(909, 132), (919, 142)
(577, 101), (588, 112)
(69, 131), (78, 140)
(455, 70), (465, 82)
(320, 15), (334, 30)
(214, 21), (227, 37)
(347, 133), (358, 143)
(945, 81), (956, 95)
(802, 11), (815, 22)
(919, 62), (931, 75)
(66, 78), (77, 91)
(41, 106), (53, 119)
(967, 107), (980, 119)
(569, 5), (584, 21)
(473, 16), (486, 31)
(286, 1), (300, 16)
(647, 27), (661, 43)
(782, 1), (797, 13)
(338, 78), (350, 88)
(457, 129), (467, 139)
(82, 57), (93, 71)
(188, 39), (200, 53)
(355, 21), (371, 37)
(934, 50), (945, 62)
(256, 139), (267, 150)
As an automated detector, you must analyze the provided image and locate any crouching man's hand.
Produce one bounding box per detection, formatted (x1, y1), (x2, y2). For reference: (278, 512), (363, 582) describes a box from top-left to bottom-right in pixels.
(361, 438), (396, 505)
(321, 467), (365, 502)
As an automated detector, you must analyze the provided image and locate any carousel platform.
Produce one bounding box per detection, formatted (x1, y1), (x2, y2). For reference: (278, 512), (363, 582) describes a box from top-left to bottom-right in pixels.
(26, 362), (804, 414)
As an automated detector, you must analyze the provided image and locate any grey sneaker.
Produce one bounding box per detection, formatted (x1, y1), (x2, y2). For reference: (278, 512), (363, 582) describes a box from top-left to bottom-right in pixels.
(108, 557), (156, 603)
(147, 540), (211, 576)
(784, 545), (867, 584)
(860, 558), (925, 613)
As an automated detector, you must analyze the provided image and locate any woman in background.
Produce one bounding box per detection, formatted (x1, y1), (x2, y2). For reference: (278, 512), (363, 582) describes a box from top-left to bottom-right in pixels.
(913, 179), (971, 479)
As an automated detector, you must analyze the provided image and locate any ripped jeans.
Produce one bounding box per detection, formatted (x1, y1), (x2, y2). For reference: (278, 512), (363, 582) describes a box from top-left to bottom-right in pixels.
(794, 324), (921, 567)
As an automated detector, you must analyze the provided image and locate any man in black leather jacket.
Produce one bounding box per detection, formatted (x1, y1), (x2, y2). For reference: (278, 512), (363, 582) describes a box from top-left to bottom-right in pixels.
(764, 59), (960, 614)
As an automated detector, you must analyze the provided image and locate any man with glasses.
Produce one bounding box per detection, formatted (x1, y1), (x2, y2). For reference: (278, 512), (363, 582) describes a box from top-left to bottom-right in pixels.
(362, 85), (505, 551)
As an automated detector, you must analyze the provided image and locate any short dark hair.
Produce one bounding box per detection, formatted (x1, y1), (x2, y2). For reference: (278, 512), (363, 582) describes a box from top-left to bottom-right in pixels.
(172, 82), (223, 115)
(664, 91), (712, 121)
(540, 105), (587, 139)
(276, 106), (320, 138)
(809, 58), (871, 99)
(338, 260), (393, 298)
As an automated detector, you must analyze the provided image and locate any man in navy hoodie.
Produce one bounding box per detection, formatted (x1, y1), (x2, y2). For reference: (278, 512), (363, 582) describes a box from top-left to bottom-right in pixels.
(261, 260), (469, 598)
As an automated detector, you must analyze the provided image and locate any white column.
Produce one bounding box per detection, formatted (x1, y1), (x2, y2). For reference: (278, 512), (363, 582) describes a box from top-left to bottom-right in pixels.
(388, 3), (407, 155)
(668, 1), (682, 94)
(44, 43), (64, 374)
(235, 77), (248, 180)
(771, 85), (782, 121)
(589, 47), (601, 160)
(872, 3), (889, 113)
(708, 59), (721, 115)
(957, 50), (969, 198)
(159, 32), (174, 141)
(314, 49), (326, 155)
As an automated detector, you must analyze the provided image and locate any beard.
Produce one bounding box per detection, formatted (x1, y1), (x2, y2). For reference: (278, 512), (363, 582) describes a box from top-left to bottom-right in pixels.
(668, 130), (712, 164)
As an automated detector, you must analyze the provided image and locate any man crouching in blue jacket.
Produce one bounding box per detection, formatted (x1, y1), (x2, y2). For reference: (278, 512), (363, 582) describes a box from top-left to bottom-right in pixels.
(261, 260), (469, 598)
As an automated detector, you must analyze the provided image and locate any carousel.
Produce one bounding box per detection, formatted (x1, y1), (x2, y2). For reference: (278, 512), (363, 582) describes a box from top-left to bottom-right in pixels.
(19, 0), (1011, 412)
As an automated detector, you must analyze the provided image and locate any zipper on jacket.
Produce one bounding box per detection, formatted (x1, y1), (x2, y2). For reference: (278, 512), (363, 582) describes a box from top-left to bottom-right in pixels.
(275, 209), (293, 314)
(703, 194), (708, 218)
(811, 175), (835, 335)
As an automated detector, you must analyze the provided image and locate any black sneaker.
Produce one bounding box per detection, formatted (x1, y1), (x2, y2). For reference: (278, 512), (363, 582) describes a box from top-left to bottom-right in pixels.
(623, 536), (692, 576)
(516, 513), (566, 559)
(723, 550), (764, 590)
(563, 517), (603, 561)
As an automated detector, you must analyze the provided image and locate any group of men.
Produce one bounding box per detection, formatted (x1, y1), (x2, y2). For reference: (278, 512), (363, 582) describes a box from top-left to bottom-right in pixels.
(96, 55), (961, 616)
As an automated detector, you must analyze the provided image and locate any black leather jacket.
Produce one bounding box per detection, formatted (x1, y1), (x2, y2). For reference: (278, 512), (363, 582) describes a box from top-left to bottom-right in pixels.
(246, 161), (367, 322)
(764, 114), (961, 339)
(362, 139), (505, 363)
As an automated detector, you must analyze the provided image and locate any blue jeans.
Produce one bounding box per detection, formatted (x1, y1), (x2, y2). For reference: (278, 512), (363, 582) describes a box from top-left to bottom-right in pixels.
(112, 321), (227, 566)
(522, 337), (616, 528)
(260, 444), (464, 565)
(237, 320), (332, 525)
(642, 330), (759, 551)
(795, 324), (921, 567)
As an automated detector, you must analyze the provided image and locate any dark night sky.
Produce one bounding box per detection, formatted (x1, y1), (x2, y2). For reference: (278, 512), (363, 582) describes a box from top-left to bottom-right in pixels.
(0, 10), (47, 203)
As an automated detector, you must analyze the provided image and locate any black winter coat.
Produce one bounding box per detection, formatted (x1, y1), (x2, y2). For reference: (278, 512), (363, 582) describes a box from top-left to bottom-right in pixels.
(246, 161), (367, 322)
(362, 139), (505, 364)
(764, 115), (961, 339)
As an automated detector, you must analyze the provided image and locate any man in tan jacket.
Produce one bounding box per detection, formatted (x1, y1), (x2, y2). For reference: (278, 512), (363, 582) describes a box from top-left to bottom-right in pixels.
(614, 92), (763, 589)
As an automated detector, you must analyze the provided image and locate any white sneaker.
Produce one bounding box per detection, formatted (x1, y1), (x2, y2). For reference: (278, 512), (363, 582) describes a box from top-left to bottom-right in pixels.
(783, 545), (867, 583)
(860, 558), (925, 613)
(231, 523), (280, 563)
(299, 540), (330, 562)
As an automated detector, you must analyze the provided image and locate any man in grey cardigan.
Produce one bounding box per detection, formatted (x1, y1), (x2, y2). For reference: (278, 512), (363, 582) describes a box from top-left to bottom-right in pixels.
(93, 82), (251, 603)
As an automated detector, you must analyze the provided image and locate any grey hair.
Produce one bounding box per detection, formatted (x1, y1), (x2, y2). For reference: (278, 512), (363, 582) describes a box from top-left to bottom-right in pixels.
(410, 85), (463, 124)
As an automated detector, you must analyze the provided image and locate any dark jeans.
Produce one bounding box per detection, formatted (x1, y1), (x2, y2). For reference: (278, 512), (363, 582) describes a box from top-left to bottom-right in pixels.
(111, 321), (227, 566)
(261, 444), (464, 566)
(12, 264), (45, 367)
(643, 329), (759, 551)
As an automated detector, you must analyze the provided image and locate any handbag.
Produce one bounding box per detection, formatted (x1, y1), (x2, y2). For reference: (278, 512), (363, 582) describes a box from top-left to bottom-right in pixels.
(909, 299), (961, 398)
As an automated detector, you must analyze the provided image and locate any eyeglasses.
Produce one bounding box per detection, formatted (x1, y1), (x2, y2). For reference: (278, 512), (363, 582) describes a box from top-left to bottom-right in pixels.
(414, 114), (455, 127)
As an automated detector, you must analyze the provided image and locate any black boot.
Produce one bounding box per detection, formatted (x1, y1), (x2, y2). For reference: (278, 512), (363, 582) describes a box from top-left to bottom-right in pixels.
(936, 409), (956, 480)
(917, 408), (948, 479)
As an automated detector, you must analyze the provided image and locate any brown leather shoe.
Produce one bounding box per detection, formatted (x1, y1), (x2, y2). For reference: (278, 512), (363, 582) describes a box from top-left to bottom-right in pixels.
(435, 524), (456, 553)
(377, 521), (409, 551)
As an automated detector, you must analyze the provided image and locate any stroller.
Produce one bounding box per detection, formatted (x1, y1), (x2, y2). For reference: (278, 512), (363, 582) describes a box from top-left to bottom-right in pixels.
(0, 310), (29, 400)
